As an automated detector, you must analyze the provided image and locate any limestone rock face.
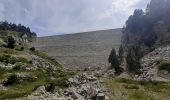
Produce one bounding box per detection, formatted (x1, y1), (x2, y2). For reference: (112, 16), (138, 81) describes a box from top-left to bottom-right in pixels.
(120, 0), (170, 73)
(135, 46), (170, 82)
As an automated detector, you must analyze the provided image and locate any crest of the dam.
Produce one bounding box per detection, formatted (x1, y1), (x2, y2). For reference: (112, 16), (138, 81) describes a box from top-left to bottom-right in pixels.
(30, 28), (122, 70)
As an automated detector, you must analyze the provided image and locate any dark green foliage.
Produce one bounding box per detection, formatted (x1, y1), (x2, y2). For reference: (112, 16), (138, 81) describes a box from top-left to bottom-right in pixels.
(125, 9), (145, 33)
(16, 46), (24, 51)
(118, 45), (123, 62)
(108, 48), (119, 67)
(124, 9), (157, 47)
(45, 83), (55, 93)
(126, 46), (141, 72)
(0, 54), (31, 65)
(0, 21), (37, 38)
(13, 64), (22, 70)
(123, 84), (139, 89)
(50, 77), (70, 88)
(108, 48), (123, 74)
(158, 61), (170, 72)
(114, 66), (124, 75)
(29, 47), (35, 51)
(4, 74), (19, 86)
(0, 54), (15, 64)
(123, 0), (170, 50)
(5, 36), (16, 49)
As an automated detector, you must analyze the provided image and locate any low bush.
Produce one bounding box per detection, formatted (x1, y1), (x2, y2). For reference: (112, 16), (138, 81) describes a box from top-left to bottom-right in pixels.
(13, 64), (22, 70)
(45, 83), (55, 93)
(5, 36), (16, 49)
(29, 47), (35, 51)
(50, 77), (70, 88)
(0, 54), (16, 64)
(0, 54), (31, 65)
(116, 78), (138, 84)
(158, 60), (170, 72)
(115, 66), (124, 75)
(123, 84), (139, 89)
(4, 74), (19, 86)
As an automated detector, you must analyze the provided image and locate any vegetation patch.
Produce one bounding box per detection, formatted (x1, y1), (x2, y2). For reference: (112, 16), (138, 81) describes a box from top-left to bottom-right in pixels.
(30, 50), (61, 67)
(123, 84), (139, 90)
(103, 78), (170, 100)
(158, 60), (170, 73)
(0, 54), (31, 66)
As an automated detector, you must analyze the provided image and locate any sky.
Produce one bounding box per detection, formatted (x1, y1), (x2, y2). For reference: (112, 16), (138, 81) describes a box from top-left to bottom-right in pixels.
(0, 0), (150, 36)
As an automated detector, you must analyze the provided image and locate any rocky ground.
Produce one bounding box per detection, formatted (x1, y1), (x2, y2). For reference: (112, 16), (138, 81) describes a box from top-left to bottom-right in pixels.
(135, 45), (170, 82)
(21, 71), (109, 100)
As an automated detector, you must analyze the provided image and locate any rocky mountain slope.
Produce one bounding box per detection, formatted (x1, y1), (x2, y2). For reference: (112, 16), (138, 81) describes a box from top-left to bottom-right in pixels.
(118, 0), (170, 80)
(0, 23), (112, 100)
(0, 24), (76, 99)
(135, 45), (170, 82)
(30, 29), (122, 70)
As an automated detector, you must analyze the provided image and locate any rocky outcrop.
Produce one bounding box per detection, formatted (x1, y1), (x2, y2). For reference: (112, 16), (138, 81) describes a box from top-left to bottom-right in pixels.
(29, 55), (57, 71)
(22, 72), (108, 100)
(120, 0), (170, 75)
(135, 46), (170, 82)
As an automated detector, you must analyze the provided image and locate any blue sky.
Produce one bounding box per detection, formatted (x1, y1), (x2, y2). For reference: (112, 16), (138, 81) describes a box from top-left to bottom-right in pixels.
(0, 0), (150, 36)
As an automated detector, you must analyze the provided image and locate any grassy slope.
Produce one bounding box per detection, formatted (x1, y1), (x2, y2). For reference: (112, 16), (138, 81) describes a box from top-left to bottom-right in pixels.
(0, 47), (74, 99)
(103, 78), (170, 100)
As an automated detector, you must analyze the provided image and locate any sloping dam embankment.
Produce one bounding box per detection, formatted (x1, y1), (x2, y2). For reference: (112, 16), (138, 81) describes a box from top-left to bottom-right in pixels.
(30, 28), (122, 70)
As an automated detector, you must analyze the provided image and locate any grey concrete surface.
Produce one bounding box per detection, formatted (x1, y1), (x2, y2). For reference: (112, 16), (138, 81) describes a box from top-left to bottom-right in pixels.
(30, 28), (122, 70)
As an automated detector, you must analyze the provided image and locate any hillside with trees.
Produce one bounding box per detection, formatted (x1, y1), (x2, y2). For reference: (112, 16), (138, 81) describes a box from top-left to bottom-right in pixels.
(0, 21), (37, 41)
(118, 0), (170, 73)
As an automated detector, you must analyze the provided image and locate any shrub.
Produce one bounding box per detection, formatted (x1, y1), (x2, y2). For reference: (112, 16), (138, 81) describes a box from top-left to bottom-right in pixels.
(108, 48), (119, 67)
(45, 83), (55, 93)
(50, 77), (70, 88)
(5, 36), (16, 49)
(118, 45), (124, 62)
(18, 46), (24, 51)
(126, 46), (141, 72)
(108, 48), (123, 74)
(17, 57), (29, 63)
(115, 66), (124, 75)
(13, 64), (22, 70)
(0, 54), (16, 64)
(116, 78), (138, 84)
(158, 60), (170, 72)
(4, 74), (19, 86)
(30, 47), (35, 51)
(124, 84), (139, 89)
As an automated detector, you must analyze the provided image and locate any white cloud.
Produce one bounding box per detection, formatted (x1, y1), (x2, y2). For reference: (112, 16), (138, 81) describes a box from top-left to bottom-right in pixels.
(0, 0), (150, 36)
(113, 0), (140, 16)
(0, 2), (5, 20)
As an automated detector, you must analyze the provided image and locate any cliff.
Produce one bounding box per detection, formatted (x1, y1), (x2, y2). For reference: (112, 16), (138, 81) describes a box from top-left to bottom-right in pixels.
(120, 0), (170, 81)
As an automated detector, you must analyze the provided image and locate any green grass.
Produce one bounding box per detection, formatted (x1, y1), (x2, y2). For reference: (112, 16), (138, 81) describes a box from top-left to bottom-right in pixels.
(0, 47), (19, 55)
(0, 41), (71, 99)
(103, 78), (170, 100)
(0, 54), (32, 66)
(0, 71), (48, 99)
(0, 69), (74, 99)
(0, 47), (74, 99)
